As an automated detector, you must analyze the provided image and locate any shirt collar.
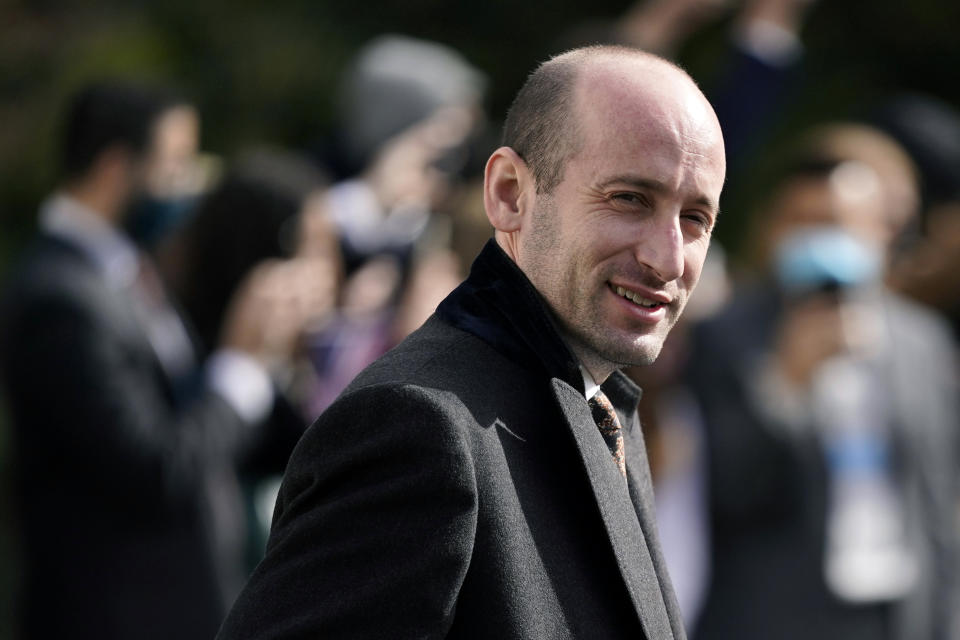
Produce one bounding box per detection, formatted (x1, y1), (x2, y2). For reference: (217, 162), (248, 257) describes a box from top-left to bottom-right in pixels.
(581, 366), (601, 401)
(39, 193), (140, 289)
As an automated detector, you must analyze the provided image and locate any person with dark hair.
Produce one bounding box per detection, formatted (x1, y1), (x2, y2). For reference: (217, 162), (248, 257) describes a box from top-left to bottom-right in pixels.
(60, 81), (209, 250)
(167, 150), (341, 571)
(0, 81), (312, 639)
(173, 150), (337, 354)
(60, 82), (179, 177)
(218, 45), (725, 639)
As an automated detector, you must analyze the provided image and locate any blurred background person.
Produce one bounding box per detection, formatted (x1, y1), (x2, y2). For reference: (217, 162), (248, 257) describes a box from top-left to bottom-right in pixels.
(687, 123), (959, 640)
(324, 33), (487, 272)
(300, 34), (489, 417)
(0, 81), (314, 640)
(165, 148), (341, 567)
(876, 94), (960, 343)
(170, 149), (337, 374)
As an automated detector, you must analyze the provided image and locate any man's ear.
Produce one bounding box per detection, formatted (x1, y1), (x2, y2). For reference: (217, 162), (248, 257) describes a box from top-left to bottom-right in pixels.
(483, 146), (535, 233)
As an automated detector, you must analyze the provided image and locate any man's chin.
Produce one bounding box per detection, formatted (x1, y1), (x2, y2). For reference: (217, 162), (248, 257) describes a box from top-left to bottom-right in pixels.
(621, 349), (661, 368)
(602, 337), (665, 370)
(566, 326), (666, 374)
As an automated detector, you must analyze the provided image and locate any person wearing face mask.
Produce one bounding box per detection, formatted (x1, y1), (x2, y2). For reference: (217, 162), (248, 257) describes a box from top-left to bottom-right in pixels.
(687, 124), (960, 640)
(0, 82), (313, 640)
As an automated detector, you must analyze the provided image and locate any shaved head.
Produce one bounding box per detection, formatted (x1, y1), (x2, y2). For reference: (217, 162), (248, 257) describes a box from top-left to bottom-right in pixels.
(501, 46), (709, 194)
(486, 45), (726, 379)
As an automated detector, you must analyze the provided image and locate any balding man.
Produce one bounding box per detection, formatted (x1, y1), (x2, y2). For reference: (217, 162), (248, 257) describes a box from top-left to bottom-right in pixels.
(218, 45), (726, 640)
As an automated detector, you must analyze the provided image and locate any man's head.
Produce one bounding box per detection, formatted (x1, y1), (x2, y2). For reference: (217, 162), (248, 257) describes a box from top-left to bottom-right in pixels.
(500, 52), (581, 195)
(60, 81), (198, 224)
(485, 47), (726, 382)
(755, 124), (919, 267)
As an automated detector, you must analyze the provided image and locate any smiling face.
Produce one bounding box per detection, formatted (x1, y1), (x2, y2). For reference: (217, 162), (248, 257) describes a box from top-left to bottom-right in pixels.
(514, 56), (726, 380)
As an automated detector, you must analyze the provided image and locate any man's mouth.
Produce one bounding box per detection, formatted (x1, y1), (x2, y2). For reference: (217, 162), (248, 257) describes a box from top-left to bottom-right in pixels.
(614, 285), (666, 310)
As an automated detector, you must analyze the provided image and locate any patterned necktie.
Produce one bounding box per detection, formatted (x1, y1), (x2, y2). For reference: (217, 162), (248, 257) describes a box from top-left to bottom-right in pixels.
(588, 390), (626, 477)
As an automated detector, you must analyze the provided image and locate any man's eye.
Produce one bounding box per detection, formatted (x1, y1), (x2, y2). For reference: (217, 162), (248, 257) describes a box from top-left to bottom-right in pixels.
(682, 212), (712, 231)
(612, 192), (648, 206)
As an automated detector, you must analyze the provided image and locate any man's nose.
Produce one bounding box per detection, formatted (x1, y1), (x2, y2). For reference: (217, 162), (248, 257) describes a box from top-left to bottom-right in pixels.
(634, 215), (684, 283)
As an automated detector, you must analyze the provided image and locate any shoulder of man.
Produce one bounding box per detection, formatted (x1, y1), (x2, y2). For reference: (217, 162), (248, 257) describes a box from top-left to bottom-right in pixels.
(880, 287), (955, 348)
(1, 236), (104, 340)
(279, 313), (552, 496)
(345, 314), (536, 400)
(2, 233), (103, 309)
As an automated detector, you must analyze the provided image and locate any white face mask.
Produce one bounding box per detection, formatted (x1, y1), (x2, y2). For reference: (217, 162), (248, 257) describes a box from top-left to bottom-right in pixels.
(773, 226), (882, 296)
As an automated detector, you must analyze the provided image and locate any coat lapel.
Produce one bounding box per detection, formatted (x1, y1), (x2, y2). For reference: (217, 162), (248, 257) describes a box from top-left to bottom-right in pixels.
(550, 378), (674, 640)
(622, 416), (688, 640)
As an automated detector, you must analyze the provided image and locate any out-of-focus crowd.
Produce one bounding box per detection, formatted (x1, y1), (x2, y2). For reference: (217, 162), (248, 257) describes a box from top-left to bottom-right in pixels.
(1, 0), (959, 639)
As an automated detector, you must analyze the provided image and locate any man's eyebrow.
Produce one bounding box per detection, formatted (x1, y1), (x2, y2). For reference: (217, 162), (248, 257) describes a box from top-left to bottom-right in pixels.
(598, 174), (721, 217)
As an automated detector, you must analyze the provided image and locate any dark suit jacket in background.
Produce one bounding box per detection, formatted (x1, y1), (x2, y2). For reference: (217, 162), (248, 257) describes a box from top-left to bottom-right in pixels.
(218, 240), (685, 639)
(688, 284), (960, 640)
(0, 233), (268, 639)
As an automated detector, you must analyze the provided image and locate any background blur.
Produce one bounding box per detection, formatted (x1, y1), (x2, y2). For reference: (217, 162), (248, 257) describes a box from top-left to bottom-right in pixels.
(4, 0), (960, 262)
(2, 1), (960, 638)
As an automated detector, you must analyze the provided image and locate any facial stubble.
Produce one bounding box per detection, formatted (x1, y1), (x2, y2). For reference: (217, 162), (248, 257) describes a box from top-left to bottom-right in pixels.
(522, 199), (682, 379)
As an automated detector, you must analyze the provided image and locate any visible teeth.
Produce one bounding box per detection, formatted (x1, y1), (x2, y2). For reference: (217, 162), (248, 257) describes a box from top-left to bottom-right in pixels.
(615, 285), (661, 308)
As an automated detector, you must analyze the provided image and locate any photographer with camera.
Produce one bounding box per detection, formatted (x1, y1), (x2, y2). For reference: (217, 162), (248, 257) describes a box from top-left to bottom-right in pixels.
(687, 124), (959, 640)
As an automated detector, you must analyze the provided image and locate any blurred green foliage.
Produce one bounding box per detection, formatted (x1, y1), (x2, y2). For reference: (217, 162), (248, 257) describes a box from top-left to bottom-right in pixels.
(3, 0), (960, 269)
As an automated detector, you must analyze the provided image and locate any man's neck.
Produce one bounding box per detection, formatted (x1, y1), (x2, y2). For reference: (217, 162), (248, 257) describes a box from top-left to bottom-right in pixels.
(561, 332), (618, 386)
(495, 233), (619, 386)
(63, 181), (124, 228)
